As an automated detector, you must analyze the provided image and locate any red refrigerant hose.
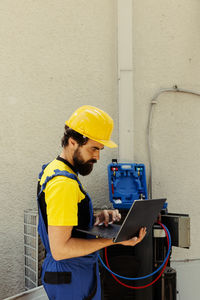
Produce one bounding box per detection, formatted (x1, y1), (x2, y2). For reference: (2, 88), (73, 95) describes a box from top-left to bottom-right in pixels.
(104, 222), (170, 290)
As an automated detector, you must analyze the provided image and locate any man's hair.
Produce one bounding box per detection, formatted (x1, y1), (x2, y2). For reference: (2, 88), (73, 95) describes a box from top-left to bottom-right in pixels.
(61, 125), (89, 147)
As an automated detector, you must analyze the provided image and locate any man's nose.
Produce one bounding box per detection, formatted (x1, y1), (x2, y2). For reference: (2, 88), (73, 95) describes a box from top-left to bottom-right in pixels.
(94, 151), (100, 161)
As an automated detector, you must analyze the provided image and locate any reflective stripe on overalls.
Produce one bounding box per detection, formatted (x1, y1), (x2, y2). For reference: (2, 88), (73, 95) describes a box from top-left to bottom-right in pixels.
(37, 164), (101, 300)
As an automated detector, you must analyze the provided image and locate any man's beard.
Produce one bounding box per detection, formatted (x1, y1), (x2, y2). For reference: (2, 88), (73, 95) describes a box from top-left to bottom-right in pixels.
(73, 148), (97, 176)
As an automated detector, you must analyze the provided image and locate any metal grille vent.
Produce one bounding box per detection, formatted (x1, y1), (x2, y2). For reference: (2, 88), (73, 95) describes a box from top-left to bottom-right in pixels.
(24, 209), (45, 290)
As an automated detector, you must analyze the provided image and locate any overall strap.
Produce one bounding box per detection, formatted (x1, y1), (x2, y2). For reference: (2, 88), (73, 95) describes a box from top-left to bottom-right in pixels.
(38, 163), (49, 180)
(38, 169), (79, 196)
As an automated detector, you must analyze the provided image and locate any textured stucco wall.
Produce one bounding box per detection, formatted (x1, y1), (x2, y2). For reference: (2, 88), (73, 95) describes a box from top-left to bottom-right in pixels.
(133, 0), (200, 261)
(2, 0), (200, 298)
(0, 1), (118, 298)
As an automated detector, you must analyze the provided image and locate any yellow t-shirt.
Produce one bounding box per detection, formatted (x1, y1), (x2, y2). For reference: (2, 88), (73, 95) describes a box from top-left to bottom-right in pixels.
(40, 159), (85, 226)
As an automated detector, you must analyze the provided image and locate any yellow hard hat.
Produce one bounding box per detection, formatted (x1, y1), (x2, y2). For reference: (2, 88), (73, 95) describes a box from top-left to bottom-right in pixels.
(65, 105), (117, 148)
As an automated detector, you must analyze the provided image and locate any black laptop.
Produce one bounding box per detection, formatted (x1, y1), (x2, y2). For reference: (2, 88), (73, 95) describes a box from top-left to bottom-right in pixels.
(77, 198), (166, 243)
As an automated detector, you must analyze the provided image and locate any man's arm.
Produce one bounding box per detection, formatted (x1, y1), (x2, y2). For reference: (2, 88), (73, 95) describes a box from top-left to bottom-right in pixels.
(48, 225), (146, 261)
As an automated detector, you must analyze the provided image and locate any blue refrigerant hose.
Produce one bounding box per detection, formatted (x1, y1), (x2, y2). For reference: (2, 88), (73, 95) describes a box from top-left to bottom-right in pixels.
(98, 223), (171, 281)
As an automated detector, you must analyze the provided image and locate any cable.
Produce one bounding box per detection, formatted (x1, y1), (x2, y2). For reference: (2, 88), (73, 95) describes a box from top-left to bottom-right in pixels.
(104, 248), (169, 290)
(100, 222), (171, 289)
(147, 85), (200, 199)
(98, 222), (171, 281)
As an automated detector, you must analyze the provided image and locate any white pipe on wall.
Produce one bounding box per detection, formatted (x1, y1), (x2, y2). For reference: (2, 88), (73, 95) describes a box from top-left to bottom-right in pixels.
(117, 0), (134, 162)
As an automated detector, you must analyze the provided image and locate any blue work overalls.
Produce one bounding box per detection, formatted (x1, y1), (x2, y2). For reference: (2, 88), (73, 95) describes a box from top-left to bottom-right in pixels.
(37, 164), (101, 300)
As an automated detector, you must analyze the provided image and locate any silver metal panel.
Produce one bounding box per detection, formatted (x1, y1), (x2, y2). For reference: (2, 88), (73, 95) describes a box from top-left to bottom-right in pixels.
(179, 217), (190, 248)
(161, 213), (190, 248)
(3, 286), (48, 300)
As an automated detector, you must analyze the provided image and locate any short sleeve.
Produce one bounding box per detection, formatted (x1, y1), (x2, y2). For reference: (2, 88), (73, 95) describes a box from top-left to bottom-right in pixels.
(45, 176), (83, 226)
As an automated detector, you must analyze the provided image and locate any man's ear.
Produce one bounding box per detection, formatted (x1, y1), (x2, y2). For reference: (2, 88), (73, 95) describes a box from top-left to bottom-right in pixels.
(68, 137), (78, 149)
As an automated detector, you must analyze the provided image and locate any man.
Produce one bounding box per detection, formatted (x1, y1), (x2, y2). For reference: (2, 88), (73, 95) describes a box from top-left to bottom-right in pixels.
(37, 105), (146, 300)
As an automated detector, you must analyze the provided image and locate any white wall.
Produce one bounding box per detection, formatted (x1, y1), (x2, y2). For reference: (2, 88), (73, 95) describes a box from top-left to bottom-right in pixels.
(0, 1), (118, 298)
(133, 0), (200, 260)
(171, 260), (200, 300)
(132, 1), (200, 298)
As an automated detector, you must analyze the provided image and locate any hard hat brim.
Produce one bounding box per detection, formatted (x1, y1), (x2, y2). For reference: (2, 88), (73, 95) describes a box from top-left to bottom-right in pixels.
(97, 139), (118, 148)
(65, 121), (118, 148)
(85, 136), (118, 148)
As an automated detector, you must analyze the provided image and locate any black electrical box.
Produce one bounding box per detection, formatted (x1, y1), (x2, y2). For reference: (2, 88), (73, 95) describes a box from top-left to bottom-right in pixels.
(101, 209), (153, 300)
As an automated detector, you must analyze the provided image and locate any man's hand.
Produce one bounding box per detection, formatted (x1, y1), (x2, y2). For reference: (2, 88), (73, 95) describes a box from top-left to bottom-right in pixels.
(94, 209), (121, 227)
(118, 227), (147, 246)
